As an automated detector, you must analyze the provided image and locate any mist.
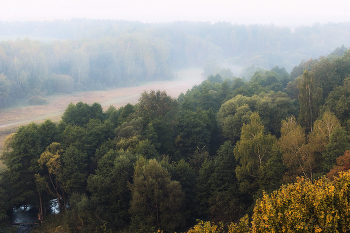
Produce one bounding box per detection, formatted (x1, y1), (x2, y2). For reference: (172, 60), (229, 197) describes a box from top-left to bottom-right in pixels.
(1, 0), (350, 27)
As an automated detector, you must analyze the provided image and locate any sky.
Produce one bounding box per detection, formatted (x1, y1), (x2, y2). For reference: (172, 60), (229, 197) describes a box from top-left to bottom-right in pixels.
(1, 0), (350, 27)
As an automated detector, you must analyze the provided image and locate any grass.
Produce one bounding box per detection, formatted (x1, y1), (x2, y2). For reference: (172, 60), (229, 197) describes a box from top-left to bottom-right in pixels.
(31, 214), (69, 233)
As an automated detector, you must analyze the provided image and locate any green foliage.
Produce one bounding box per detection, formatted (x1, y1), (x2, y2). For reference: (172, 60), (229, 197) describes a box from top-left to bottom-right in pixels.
(138, 90), (177, 122)
(0, 187), (12, 232)
(38, 120), (59, 150)
(217, 95), (252, 143)
(249, 69), (290, 92)
(322, 77), (350, 128)
(60, 145), (88, 194)
(85, 118), (114, 157)
(218, 92), (297, 142)
(2, 123), (43, 205)
(63, 193), (103, 232)
(208, 74), (224, 84)
(322, 125), (350, 173)
(88, 150), (136, 230)
(134, 139), (160, 159)
(5, 49), (350, 232)
(118, 103), (135, 124)
(234, 113), (277, 194)
(307, 111), (341, 178)
(151, 116), (176, 156)
(171, 159), (197, 224)
(327, 45), (348, 60)
(60, 124), (88, 151)
(115, 117), (143, 140)
(61, 102), (104, 127)
(175, 109), (214, 159)
(114, 117), (144, 151)
(105, 105), (122, 128)
(297, 70), (323, 132)
(207, 141), (242, 223)
(129, 157), (185, 232)
(290, 58), (317, 79)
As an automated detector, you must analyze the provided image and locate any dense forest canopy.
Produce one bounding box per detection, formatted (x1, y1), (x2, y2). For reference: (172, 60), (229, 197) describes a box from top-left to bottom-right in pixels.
(0, 20), (350, 108)
(1, 44), (350, 232)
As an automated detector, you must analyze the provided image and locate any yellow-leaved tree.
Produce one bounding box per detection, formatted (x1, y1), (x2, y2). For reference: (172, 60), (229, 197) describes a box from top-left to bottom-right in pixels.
(188, 171), (350, 233)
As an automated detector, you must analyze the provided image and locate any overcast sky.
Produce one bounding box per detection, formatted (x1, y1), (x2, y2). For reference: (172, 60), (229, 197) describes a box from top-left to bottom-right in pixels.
(1, 0), (350, 27)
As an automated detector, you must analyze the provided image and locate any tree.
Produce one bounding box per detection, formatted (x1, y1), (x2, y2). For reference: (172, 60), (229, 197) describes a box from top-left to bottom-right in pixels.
(38, 119), (59, 150)
(207, 141), (242, 223)
(189, 171), (350, 232)
(60, 124), (88, 152)
(129, 157), (184, 232)
(114, 117), (143, 151)
(170, 159), (197, 226)
(88, 150), (136, 230)
(217, 95), (252, 143)
(197, 81), (219, 111)
(322, 77), (350, 128)
(1, 123), (43, 206)
(0, 73), (10, 108)
(307, 111), (340, 177)
(235, 113), (276, 187)
(234, 113), (277, 208)
(322, 125), (350, 173)
(278, 116), (308, 182)
(327, 150), (350, 180)
(297, 70), (323, 132)
(61, 102), (104, 127)
(85, 118), (114, 157)
(175, 109), (213, 159)
(71, 49), (90, 85)
(138, 90), (177, 122)
(60, 145), (88, 194)
(37, 142), (65, 211)
(252, 172), (350, 232)
(218, 93), (296, 142)
(312, 57), (340, 98)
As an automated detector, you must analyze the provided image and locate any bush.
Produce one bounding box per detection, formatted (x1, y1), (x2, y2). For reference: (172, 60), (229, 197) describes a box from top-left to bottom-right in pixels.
(28, 96), (48, 105)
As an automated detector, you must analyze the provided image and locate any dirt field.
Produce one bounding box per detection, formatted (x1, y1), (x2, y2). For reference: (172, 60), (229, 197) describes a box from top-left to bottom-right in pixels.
(0, 68), (204, 168)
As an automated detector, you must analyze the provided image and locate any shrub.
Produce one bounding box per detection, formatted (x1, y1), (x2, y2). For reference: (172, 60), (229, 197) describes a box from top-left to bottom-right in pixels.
(28, 96), (48, 105)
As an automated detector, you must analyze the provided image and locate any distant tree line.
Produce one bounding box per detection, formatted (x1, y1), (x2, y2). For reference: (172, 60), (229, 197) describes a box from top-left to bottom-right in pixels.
(1, 20), (350, 108)
(1, 49), (350, 232)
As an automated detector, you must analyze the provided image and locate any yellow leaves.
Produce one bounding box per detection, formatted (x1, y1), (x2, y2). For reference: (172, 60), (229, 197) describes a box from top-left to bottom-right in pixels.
(314, 226), (323, 233)
(186, 220), (224, 233)
(188, 172), (350, 232)
(251, 172), (350, 232)
(38, 142), (63, 175)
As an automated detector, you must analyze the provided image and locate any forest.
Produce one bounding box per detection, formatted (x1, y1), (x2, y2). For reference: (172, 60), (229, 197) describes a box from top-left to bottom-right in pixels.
(1, 44), (350, 232)
(1, 20), (350, 108)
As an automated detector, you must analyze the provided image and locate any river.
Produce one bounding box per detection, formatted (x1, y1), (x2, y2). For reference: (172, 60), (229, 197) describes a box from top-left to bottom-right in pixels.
(11, 200), (59, 233)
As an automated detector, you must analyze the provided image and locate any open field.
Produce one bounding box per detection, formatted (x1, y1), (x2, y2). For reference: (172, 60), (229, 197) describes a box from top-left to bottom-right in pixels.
(0, 68), (204, 168)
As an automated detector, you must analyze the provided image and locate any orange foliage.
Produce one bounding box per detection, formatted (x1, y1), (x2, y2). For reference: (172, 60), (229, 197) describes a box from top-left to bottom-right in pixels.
(327, 150), (350, 180)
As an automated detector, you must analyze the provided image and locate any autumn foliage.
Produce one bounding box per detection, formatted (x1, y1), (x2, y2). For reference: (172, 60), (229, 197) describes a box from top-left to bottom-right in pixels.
(327, 150), (350, 180)
(188, 171), (350, 232)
